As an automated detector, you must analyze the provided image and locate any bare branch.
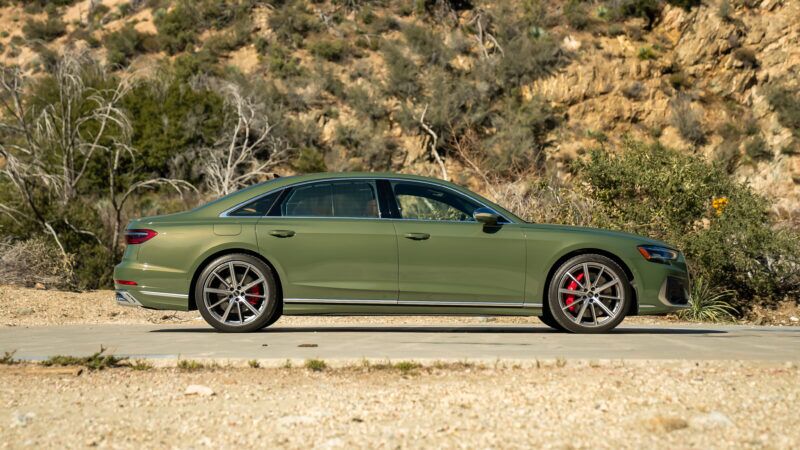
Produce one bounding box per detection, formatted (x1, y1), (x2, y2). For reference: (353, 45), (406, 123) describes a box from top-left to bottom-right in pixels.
(416, 104), (448, 181)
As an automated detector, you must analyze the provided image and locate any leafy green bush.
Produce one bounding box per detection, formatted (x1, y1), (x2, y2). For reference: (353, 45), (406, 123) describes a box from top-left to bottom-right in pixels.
(637, 46), (657, 60)
(577, 140), (800, 307)
(309, 38), (349, 61)
(154, 1), (200, 54)
(292, 147), (327, 173)
(104, 24), (156, 68)
(23, 16), (66, 42)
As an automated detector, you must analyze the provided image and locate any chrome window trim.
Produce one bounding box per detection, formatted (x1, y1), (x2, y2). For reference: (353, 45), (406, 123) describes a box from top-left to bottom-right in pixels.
(284, 298), (540, 308)
(219, 177), (511, 223)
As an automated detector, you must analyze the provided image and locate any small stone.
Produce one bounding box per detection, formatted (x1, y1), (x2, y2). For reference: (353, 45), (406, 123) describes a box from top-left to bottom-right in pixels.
(642, 415), (689, 433)
(184, 385), (215, 397)
(34, 282), (45, 290)
(689, 411), (734, 429)
(789, 316), (799, 323)
(298, 343), (318, 348)
(11, 411), (35, 428)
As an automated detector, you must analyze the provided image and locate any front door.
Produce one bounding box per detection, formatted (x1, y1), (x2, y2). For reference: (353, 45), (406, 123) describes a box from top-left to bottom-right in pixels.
(387, 180), (526, 306)
(255, 180), (398, 304)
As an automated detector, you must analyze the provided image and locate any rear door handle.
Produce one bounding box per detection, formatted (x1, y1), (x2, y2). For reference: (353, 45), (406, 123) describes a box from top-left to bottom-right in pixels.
(404, 232), (430, 241)
(269, 229), (295, 238)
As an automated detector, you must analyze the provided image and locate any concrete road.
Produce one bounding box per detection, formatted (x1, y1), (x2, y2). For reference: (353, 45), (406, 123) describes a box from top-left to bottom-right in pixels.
(2, 323), (799, 362)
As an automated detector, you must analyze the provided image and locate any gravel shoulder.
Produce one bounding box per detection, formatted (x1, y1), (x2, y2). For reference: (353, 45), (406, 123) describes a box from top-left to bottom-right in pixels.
(3, 284), (783, 328)
(1, 361), (799, 449)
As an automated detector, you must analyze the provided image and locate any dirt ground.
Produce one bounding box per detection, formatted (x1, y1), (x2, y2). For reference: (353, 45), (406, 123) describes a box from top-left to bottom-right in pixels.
(1, 360), (798, 449)
(5, 284), (797, 328)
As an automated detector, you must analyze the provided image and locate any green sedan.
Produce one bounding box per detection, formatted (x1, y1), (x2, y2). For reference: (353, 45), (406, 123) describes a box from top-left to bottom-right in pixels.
(114, 173), (690, 333)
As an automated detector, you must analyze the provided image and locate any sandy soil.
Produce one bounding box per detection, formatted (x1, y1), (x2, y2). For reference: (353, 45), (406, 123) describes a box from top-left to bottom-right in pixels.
(0, 285), (708, 328)
(0, 361), (798, 449)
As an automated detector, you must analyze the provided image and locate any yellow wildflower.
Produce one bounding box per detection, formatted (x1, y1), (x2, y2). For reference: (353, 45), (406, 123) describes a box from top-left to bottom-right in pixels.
(712, 197), (729, 216)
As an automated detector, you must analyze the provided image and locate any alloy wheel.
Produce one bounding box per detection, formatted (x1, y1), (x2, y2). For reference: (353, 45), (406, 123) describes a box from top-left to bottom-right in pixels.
(556, 262), (624, 328)
(202, 261), (270, 326)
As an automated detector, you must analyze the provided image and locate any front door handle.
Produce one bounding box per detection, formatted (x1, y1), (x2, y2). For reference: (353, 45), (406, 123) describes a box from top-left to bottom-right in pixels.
(269, 229), (295, 238)
(404, 232), (430, 241)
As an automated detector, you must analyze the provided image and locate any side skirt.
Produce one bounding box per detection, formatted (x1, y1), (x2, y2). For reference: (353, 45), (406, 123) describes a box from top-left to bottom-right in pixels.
(283, 299), (543, 317)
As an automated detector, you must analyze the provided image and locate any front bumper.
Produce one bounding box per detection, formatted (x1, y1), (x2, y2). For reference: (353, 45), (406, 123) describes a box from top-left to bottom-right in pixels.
(634, 261), (691, 315)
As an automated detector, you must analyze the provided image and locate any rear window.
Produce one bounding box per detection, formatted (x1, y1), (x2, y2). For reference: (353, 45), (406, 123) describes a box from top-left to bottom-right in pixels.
(227, 191), (281, 217)
(280, 181), (379, 218)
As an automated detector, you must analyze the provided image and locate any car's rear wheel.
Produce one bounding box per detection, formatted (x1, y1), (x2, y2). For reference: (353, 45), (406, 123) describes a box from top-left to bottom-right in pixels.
(547, 254), (630, 333)
(195, 254), (279, 333)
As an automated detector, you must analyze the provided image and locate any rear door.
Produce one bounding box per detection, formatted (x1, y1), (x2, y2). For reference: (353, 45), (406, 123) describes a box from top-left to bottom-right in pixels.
(387, 180), (526, 306)
(255, 179), (398, 304)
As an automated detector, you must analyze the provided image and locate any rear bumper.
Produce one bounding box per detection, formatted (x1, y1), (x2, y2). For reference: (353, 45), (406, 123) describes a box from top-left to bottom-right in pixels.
(115, 290), (143, 307)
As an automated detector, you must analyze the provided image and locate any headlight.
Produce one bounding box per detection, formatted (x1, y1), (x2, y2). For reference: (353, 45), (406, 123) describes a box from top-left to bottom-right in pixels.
(637, 245), (679, 263)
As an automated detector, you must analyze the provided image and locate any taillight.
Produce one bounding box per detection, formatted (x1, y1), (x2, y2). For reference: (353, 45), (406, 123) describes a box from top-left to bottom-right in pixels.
(125, 229), (157, 245)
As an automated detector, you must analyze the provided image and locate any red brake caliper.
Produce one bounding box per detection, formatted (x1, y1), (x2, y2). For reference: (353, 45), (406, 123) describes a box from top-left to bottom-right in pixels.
(565, 273), (585, 312)
(247, 284), (261, 306)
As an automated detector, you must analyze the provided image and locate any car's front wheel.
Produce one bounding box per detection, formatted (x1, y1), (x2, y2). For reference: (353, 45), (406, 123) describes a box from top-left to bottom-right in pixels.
(547, 254), (630, 333)
(195, 254), (279, 333)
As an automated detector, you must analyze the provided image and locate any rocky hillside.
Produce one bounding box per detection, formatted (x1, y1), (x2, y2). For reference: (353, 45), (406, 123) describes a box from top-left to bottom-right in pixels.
(0, 0), (798, 220)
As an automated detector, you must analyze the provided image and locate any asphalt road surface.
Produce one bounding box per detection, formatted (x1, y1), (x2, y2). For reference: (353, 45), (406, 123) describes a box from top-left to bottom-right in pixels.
(2, 323), (799, 362)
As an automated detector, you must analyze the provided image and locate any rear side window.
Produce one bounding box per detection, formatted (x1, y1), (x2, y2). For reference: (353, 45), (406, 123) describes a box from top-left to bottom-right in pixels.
(280, 181), (379, 218)
(227, 191), (281, 217)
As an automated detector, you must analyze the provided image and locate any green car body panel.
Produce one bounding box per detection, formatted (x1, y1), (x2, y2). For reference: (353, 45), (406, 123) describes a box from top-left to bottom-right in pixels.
(114, 172), (690, 319)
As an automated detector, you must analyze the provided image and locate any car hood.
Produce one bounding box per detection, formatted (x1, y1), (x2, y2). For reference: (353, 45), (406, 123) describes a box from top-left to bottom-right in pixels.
(517, 223), (675, 249)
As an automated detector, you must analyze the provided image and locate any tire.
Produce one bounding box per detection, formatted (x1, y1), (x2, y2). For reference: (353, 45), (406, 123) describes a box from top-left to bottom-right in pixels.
(261, 304), (283, 329)
(538, 310), (566, 331)
(195, 253), (279, 333)
(547, 254), (631, 334)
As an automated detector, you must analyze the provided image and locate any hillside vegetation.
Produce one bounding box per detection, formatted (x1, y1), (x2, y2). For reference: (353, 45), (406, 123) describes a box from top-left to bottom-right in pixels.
(0, 0), (798, 314)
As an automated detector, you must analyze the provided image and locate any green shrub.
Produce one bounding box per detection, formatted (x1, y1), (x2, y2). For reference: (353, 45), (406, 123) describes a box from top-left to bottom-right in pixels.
(309, 38), (349, 61)
(382, 45), (419, 99)
(564, 0), (593, 30)
(265, 44), (304, 78)
(637, 46), (657, 60)
(292, 147), (327, 173)
(497, 34), (561, 87)
(23, 17), (66, 42)
(269, 0), (320, 47)
(304, 358), (327, 372)
(154, 1), (200, 54)
(577, 140), (800, 307)
(203, 19), (252, 57)
(486, 98), (560, 176)
(346, 85), (387, 120)
(104, 23), (155, 68)
(766, 85), (800, 138)
(743, 135), (770, 161)
(403, 23), (450, 66)
(679, 277), (737, 322)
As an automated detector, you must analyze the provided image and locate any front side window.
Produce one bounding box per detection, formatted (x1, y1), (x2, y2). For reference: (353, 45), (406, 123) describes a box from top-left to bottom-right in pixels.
(391, 181), (481, 222)
(280, 181), (379, 218)
(227, 190), (281, 217)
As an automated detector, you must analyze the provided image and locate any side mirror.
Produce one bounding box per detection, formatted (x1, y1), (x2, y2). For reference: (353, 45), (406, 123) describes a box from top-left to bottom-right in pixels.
(473, 207), (500, 226)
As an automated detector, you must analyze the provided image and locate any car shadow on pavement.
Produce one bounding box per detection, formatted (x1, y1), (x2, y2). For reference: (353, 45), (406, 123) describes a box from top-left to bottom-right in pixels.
(150, 326), (727, 335)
